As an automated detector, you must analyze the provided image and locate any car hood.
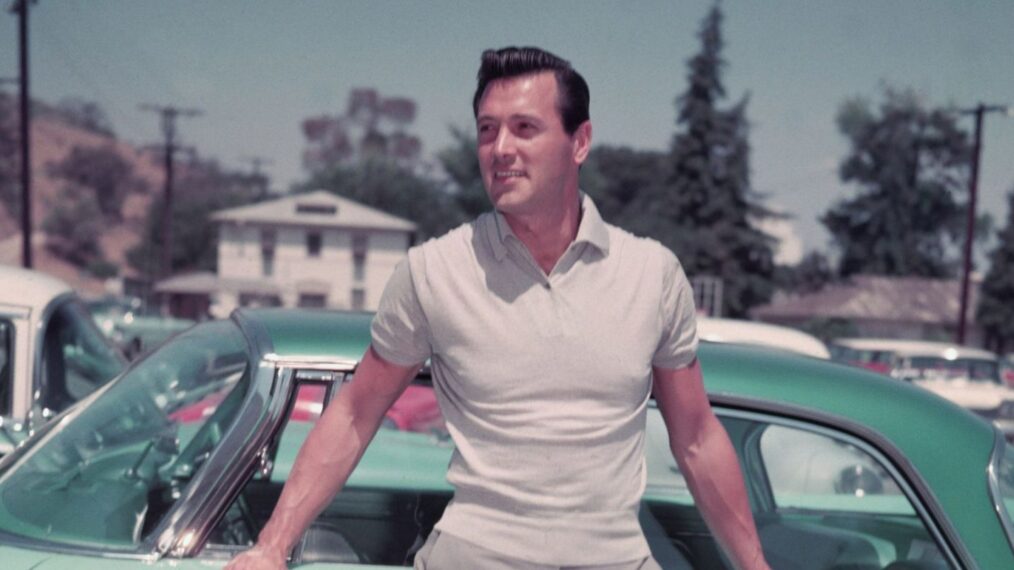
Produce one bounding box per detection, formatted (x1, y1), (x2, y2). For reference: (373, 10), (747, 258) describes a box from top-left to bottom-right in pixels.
(915, 378), (1014, 410)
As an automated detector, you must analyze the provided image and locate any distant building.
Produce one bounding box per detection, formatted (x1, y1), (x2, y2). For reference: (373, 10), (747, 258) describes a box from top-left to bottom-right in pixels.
(750, 274), (984, 346)
(156, 191), (416, 318)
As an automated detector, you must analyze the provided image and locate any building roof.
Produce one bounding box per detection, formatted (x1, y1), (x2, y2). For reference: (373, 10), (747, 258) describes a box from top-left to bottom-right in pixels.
(212, 190), (417, 232)
(751, 274), (978, 325)
(154, 272), (280, 295)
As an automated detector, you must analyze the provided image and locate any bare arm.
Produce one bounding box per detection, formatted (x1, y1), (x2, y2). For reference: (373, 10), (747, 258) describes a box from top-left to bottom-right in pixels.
(652, 360), (770, 570)
(225, 346), (422, 569)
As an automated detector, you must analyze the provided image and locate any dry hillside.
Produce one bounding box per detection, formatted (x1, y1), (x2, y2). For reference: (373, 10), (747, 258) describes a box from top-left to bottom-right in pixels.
(0, 115), (165, 295)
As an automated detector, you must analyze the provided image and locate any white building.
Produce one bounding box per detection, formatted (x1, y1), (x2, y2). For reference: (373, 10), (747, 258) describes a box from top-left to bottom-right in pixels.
(156, 191), (416, 318)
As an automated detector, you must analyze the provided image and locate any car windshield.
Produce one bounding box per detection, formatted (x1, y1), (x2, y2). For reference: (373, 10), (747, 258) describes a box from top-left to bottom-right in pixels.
(39, 300), (127, 414)
(899, 356), (1000, 383)
(0, 320), (250, 549)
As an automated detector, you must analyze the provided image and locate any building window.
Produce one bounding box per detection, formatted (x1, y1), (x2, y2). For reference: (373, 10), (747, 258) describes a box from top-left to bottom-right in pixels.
(351, 288), (366, 311)
(298, 293), (327, 308)
(306, 231), (322, 258)
(261, 228), (276, 277)
(352, 233), (367, 282)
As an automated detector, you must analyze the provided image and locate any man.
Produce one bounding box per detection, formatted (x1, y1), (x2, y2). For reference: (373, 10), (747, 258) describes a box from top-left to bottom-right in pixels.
(227, 46), (770, 570)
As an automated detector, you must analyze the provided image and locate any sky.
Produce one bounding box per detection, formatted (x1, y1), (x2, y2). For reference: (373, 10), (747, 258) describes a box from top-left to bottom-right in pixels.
(2, 0), (1013, 265)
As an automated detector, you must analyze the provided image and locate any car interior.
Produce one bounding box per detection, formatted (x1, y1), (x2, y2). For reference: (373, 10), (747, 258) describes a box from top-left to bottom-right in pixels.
(202, 377), (955, 569)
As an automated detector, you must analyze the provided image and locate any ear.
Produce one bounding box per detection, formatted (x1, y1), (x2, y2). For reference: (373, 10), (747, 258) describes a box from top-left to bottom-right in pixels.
(572, 120), (592, 165)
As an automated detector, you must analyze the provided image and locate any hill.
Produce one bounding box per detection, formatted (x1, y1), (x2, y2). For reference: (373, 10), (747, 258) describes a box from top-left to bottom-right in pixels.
(0, 109), (165, 296)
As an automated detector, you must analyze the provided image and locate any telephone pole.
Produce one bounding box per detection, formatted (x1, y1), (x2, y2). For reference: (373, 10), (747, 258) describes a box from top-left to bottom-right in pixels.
(140, 104), (201, 279)
(956, 103), (1011, 345)
(11, 0), (34, 268)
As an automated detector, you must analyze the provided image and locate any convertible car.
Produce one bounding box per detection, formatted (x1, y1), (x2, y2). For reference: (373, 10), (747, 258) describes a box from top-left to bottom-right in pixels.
(0, 309), (1011, 569)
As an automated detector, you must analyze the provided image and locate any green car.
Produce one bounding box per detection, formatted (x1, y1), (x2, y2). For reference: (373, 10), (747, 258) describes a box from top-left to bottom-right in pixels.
(0, 309), (1011, 569)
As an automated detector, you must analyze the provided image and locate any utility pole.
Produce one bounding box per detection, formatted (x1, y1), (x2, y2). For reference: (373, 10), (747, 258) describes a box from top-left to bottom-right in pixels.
(11, 0), (35, 268)
(239, 155), (272, 197)
(140, 104), (201, 280)
(956, 103), (1011, 345)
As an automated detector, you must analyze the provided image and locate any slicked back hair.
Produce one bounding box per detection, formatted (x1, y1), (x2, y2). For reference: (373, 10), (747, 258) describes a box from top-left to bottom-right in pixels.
(472, 46), (590, 135)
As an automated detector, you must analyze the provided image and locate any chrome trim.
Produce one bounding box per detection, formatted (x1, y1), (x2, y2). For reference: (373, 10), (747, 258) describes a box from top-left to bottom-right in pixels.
(29, 295), (128, 433)
(709, 393), (975, 569)
(148, 311), (288, 558)
(264, 353), (358, 371)
(29, 292), (77, 431)
(987, 429), (1014, 553)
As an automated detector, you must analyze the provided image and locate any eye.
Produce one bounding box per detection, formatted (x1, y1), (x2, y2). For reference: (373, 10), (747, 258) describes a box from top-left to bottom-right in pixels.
(477, 122), (497, 141)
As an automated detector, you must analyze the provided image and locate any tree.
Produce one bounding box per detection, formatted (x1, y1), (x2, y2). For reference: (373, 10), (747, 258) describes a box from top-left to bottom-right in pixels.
(302, 88), (422, 174)
(822, 88), (971, 278)
(977, 190), (1014, 353)
(128, 159), (268, 278)
(437, 126), (489, 219)
(52, 97), (115, 137)
(580, 145), (667, 232)
(773, 251), (835, 294)
(41, 186), (105, 266)
(48, 145), (146, 221)
(659, 4), (776, 317)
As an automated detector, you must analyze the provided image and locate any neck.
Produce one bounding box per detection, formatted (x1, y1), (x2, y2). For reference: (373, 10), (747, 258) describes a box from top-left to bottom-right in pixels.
(502, 190), (581, 275)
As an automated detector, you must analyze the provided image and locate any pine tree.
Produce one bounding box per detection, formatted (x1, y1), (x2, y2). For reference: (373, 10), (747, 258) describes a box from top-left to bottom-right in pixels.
(976, 190), (1014, 353)
(660, 4), (776, 317)
(822, 88), (970, 278)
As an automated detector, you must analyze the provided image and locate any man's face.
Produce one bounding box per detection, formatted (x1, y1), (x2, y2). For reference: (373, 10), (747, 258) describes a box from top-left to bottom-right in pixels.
(475, 72), (590, 217)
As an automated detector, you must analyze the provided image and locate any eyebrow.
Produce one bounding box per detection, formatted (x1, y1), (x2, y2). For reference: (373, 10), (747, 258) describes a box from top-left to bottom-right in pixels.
(476, 113), (544, 124)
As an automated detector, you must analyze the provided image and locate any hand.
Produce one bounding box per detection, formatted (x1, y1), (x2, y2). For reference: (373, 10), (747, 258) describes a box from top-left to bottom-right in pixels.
(224, 545), (288, 570)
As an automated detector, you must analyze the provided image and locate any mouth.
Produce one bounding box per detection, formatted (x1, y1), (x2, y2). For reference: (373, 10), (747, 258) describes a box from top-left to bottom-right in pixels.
(493, 169), (526, 180)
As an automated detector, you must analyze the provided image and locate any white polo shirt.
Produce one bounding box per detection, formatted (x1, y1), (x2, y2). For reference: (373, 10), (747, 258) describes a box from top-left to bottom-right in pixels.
(371, 194), (698, 566)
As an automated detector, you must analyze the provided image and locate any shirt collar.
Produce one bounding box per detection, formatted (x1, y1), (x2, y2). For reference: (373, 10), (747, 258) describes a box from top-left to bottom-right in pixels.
(487, 192), (611, 262)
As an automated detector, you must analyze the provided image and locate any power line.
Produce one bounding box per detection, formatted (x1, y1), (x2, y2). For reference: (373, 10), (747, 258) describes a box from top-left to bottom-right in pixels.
(139, 103), (202, 280)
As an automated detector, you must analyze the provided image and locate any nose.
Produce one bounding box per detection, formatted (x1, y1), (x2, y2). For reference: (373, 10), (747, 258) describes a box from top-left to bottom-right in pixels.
(492, 128), (516, 163)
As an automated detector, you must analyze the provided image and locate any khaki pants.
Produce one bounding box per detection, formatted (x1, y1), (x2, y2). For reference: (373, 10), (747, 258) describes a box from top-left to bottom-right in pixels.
(413, 530), (664, 570)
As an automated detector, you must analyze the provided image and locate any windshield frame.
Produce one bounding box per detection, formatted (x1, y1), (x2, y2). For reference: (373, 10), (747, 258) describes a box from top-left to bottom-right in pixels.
(32, 294), (127, 429)
(0, 317), (255, 558)
(988, 429), (1014, 554)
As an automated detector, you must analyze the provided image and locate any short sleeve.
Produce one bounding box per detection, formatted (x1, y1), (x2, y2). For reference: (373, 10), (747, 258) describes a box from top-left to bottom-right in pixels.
(651, 251), (699, 370)
(370, 256), (432, 366)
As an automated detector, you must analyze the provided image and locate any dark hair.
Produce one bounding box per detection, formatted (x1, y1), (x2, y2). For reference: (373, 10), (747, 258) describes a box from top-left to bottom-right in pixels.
(472, 46), (590, 135)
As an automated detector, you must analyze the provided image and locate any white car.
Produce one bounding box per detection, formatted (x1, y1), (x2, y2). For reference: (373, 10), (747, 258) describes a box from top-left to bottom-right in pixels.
(697, 317), (831, 359)
(0, 265), (126, 454)
(833, 337), (1014, 439)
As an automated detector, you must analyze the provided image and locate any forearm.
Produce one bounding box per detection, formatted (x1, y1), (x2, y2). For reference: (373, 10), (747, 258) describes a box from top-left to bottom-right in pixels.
(254, 404), (381, 557)
(253, 346), (418, 560)
(673, 414), (768, 570)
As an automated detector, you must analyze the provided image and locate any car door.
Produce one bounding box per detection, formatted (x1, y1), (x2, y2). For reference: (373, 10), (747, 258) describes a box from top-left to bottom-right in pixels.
(642, 406), (963, 569)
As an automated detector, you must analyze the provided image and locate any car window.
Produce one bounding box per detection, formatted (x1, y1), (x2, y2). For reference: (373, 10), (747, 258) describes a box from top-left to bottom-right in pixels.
(39, 300), (125, 414)
(0, 320), (249, 549)
(0, 319), (11, 416)
(206, 378), (454, 565)
(898, 356), (1000, 383)
(644, 410), (956, 569)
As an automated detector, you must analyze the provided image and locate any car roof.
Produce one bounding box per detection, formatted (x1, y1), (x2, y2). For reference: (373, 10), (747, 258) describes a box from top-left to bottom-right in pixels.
(0, 265), (73, 311)
(832, 337), (997, 360)
(697, 317), (830, 359)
